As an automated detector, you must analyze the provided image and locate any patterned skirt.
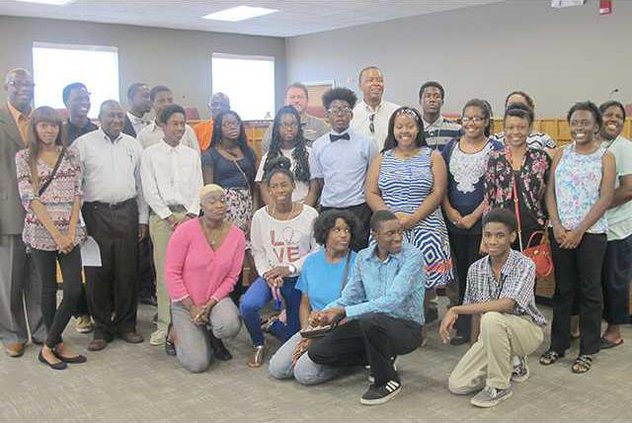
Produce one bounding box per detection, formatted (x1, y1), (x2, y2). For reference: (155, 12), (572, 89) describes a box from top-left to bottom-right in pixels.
(225, 187), (253, 249)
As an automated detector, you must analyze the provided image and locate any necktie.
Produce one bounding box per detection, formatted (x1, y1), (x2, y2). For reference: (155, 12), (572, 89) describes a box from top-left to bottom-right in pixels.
(329, 133), (350, 142)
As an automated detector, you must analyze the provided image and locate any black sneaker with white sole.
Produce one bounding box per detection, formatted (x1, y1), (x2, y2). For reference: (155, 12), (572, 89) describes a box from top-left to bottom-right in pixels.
(360, 380), (402, 405)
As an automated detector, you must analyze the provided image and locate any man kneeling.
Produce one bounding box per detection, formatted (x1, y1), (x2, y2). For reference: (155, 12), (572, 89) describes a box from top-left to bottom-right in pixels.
(440, 208), (546, 408)
(307, 210), (425, 406)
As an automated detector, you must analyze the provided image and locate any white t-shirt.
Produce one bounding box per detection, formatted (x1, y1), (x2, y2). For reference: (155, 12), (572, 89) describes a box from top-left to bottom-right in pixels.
(255, 147), (311, 203)
(604, 135), (632, 240)
(250, 204), (318, 276)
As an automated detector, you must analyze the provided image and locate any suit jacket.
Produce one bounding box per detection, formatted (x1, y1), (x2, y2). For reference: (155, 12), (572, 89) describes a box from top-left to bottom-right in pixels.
(123, 115), (137, 138)
(0, 104), (27, 235)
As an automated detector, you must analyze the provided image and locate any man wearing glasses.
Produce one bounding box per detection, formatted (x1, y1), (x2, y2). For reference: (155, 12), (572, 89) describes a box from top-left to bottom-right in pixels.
(351, 66), (399, 151)
(310, 87), (377, 251)
(0, 68), (46, 358)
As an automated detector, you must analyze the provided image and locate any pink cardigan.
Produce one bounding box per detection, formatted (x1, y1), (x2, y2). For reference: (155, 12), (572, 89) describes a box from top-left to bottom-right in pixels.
(165, 218), (246, 306)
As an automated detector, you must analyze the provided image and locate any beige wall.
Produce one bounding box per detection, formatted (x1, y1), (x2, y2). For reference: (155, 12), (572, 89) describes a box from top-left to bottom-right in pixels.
(286, 0), (632, 117)
(0, 15), (286, 119)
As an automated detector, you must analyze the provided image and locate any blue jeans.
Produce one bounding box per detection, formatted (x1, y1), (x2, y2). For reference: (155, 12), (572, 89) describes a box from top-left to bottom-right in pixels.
(268, 332), (342, 385)
(240, 276), (301, 346)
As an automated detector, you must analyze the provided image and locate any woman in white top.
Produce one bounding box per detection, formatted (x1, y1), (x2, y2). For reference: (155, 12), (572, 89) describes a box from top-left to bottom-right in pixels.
(241, 157), (318, 368)
(255, 106), (319, 206)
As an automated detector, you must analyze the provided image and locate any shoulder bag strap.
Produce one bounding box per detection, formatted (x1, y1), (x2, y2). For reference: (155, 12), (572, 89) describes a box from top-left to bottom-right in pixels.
(506, 147), (523, 251)
(339, 252), (352, 294)
(38, 147), (66, 197)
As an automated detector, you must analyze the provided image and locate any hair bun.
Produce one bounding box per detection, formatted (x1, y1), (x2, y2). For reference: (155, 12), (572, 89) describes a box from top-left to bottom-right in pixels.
(265, 156), (291, 173)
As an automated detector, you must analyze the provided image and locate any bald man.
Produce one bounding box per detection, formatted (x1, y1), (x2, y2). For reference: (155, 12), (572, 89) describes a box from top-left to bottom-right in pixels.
(0, 68), (46, 358)
(72, 100), (149, 351)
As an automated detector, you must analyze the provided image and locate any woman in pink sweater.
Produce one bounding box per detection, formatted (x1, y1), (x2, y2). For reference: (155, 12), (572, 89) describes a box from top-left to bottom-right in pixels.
(165, 184), (245, 373)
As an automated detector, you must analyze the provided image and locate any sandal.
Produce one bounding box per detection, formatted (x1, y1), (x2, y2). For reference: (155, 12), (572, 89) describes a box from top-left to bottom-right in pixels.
(571, 355), (592, 374)
(539, 350), (564, 365)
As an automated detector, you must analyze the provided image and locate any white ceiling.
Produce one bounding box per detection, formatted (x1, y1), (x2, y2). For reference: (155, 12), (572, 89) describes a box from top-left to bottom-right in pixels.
(0, 0), (506, 37)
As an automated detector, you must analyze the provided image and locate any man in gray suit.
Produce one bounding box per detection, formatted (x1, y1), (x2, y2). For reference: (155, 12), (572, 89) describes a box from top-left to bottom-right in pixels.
(0, 68), (45, 357)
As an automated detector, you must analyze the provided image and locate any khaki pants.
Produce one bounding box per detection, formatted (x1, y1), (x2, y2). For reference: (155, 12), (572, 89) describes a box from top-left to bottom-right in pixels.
(149, 210), (187, 332)
(449, 312), (543, 392)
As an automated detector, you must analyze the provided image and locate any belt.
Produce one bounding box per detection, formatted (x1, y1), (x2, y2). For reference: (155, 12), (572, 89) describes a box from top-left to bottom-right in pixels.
(84, 198), (136, 210)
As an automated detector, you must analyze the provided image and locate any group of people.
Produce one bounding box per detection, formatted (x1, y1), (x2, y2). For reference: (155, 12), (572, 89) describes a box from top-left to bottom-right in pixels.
(1, 64), (630, 408)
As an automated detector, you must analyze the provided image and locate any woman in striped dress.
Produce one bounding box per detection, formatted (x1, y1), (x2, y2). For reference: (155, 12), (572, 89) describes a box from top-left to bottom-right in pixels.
(366, 106), (453, 312)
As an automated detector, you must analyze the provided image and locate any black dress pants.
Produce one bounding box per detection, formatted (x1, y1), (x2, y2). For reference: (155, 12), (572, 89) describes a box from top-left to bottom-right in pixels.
(308, 313), (423, 386)
(82, 200), (140, 340)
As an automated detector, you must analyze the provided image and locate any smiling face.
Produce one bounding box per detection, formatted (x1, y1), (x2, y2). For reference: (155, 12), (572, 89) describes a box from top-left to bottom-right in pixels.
(131, 85), (152, 115)
(569, 109), (599, 145)
(482, 221), (516, 258)
(66, 86), (91, 120)
(5, 71), (34, 112)
(600, 105), (624, 141)
(359, 68), (384, 104)
(393, 113), (419, 150)
(268, 171), (295, 205)
(462, 105), (488, 140)
(163, 112), (186, 145)
(35, 120), (60, 147)
(503, 115), (531, 148)
(325, 218), (352, 256)
(99, 102), (125, 139)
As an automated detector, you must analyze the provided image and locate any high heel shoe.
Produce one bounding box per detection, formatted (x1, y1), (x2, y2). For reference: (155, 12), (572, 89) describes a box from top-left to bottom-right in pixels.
(39, 350), (67, 370)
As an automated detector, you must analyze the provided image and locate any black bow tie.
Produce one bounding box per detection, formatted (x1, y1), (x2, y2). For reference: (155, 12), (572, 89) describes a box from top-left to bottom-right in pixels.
(330, 133), (350, 142)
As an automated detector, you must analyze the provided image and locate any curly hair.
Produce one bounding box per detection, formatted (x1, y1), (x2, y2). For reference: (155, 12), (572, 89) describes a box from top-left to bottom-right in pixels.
(265, 106), (310, 183)
(322, 87), (358, 110)
(313, 210), (359, 247)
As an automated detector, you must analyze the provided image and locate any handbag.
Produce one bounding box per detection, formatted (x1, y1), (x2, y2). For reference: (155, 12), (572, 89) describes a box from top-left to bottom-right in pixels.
(511, 170), (554, 278)
(300, 252), (352, 339)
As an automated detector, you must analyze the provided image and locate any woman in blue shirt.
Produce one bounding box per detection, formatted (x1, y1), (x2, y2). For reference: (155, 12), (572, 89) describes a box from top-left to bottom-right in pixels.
(268, 209), (358, 385)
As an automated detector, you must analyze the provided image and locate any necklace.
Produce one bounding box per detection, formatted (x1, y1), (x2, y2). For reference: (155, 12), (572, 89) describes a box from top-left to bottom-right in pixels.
(270, 203), (297, 221)
(202, 220), (227, 246)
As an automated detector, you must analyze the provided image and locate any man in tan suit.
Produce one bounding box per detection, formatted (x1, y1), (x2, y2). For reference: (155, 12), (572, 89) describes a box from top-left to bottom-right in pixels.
(0, 68), (45, 357)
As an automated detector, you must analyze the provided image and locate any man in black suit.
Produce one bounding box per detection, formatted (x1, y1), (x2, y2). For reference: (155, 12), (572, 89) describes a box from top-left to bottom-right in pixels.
(0, 68), (46, 357)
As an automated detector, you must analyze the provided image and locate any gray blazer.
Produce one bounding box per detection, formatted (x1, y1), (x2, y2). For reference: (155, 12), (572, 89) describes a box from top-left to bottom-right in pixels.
(0, 103), (27, 235)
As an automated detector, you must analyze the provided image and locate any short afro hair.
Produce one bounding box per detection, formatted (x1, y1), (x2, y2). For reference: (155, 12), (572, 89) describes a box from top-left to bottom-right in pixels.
(322, 87), (357, 110)
(567, 101), (603, 130)
(483, 208), (518, 233)
(158, 104), (186, 125)
(313, 209), (359, 247)
(370, 209), (398, 232)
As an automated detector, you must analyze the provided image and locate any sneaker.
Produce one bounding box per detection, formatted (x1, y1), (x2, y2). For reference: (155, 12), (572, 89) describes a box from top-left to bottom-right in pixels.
(74, 315), (94, 334)
(360, 380), (402, 405)
(470, 385), (513, 408)
(368, 357), (397, 383)
(511, 356), (529, 383)
(149, 329), (166, 346)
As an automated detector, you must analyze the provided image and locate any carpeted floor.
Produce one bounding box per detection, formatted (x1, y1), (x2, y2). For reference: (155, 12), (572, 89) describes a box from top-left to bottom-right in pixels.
(2, 299), (631, 422)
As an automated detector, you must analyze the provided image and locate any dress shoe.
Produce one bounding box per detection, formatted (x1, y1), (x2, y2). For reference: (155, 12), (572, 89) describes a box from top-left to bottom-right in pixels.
(209, 334), (232, 361)
(119, 331), (144, 344)
(247, 345), (265, 368)
(54, 350), (87, 364)
(38, 350), (67, 370)
(87, 339), (108, 351)
(5, 342), (25, 358)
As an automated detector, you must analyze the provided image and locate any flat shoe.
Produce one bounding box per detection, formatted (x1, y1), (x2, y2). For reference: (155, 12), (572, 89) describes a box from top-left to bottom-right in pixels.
(39, 350), (67, 370)
(5, 342), (25, 358)
(600, 337), (623, 349)
(54, 350), (87, 364)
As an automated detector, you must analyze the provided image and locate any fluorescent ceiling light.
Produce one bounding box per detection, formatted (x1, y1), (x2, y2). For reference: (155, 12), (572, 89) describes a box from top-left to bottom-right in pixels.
(15, 0), (75, 5)
(203, 5), (278, 22)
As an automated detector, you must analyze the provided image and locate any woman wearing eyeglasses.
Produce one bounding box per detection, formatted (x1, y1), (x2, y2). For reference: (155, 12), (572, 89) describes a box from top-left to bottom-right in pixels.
(255, 106), (319, 206)
(441, 99), (503, 345)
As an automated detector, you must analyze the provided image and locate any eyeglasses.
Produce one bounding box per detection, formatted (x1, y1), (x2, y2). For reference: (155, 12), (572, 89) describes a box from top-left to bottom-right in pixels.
(461, 116), (486, 123)
(280, 122), (298, 130)
(369, 113), (375, 134)
(8, 81), (35, 89)
(327, 106), (352, 116)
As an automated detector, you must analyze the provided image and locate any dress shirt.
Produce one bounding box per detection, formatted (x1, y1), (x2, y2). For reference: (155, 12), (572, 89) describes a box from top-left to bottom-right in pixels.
(127, 112), (151, 137)
(136, 121), (200, 154)
(464, 250), (547, 326)
(310, 128), (377, 208)
(140, 140), (203, 219)
(72, 128), (148, 224)
(326, 242), (426, 325)
(261, 113), (329, 154)
(7, 102), (31, 145)
(351, 99), (399, 150)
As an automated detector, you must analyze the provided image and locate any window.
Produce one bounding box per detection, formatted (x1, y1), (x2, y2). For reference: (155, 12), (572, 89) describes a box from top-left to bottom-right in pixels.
(212, 53), (275, 120)
(32, 42), (119, 118)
